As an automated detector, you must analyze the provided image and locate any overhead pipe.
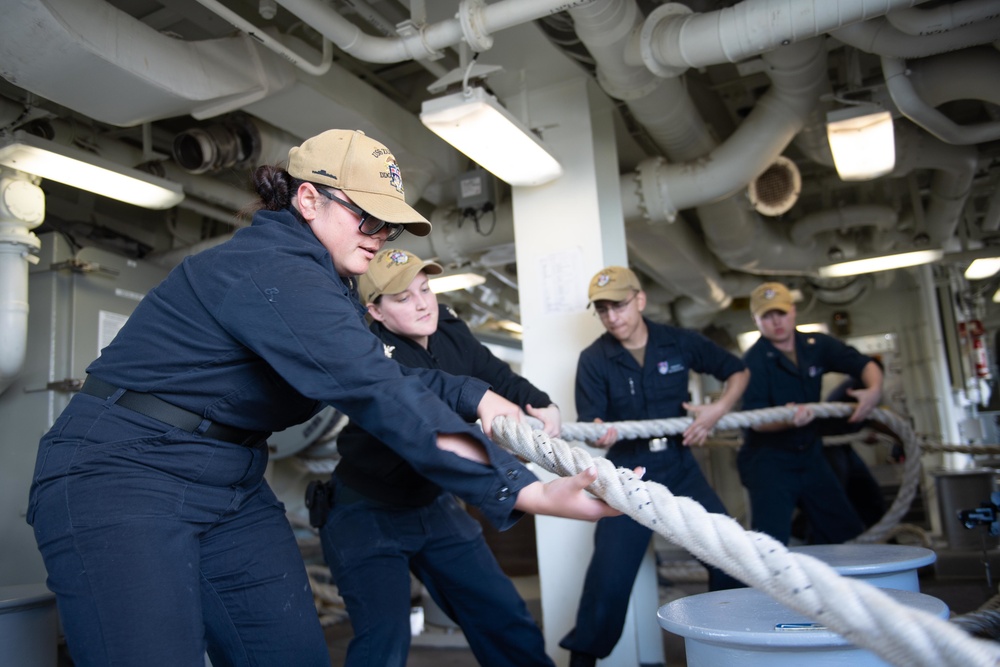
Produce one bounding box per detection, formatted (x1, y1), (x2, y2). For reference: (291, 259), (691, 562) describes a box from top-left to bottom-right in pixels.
(906, 47), (1000, 108)
(830, 15), (1000, 58)
(0, 0), (296, 127)
(882, 52), (1000, 146)
(632, 38), (829, 221)
(982, 182), (1000, 233)
(884, 0), (1000, 36)
(192, 0), (334, 76)
(568, 0), (716, 159)
(338, 0), (449, 79)
(790, 205), (900, 249)
(891, 121), (978, 246)
(272, 0), (596, 63)
(0, 171), (44, 396)
(627, 0), (925, 77)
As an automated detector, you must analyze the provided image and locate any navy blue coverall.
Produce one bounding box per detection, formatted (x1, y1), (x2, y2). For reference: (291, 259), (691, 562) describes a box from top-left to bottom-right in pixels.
(321, 304), (554, 667)
(740, 330), (870, 545)
(560, 318), (745, 660)
(27, 208), (536, 667)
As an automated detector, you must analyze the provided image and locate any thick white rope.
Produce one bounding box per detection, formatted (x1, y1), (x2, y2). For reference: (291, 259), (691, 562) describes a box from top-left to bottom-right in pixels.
(492, 410), (1000, 667)
(556, 403), (920, 544)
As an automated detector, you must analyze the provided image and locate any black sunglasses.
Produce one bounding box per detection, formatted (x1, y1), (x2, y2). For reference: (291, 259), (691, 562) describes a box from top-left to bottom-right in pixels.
(316, 187), (405, 242)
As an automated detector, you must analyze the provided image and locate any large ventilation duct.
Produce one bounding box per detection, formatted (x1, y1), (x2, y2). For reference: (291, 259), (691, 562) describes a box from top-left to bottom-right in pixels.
(891, 122), (978, 247)
(631, 0), (927, 76)
(882, 49), (1000, 146)
(789, 205), (899, 251)
(884, 0), (1000, 36)
(273, 0), (595, 63)
(0, 0), (296, 127)
(830, 14), (1000, 58)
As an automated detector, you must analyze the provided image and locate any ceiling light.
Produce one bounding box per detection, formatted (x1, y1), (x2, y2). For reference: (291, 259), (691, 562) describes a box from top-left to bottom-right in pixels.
(0, 132), (184, 210)
(826, 105), (895, 181)
(420, 86), (562, 187)
(818, 248), (943, 278)
(965, 257), (1000, 280)
(428, 272), (487, 294)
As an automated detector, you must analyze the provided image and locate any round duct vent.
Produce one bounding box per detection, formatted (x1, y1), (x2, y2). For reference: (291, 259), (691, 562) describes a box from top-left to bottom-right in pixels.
(748, 156), (801, 217)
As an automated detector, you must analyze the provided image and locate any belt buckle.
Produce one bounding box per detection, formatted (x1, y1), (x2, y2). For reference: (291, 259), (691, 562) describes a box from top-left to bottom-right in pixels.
(649, 437), (669, 452)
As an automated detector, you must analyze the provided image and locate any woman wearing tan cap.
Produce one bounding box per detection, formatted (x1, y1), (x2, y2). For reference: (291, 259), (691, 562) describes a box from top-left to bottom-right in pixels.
(27, 130), (615, 667)
(314, 248), (560, 667)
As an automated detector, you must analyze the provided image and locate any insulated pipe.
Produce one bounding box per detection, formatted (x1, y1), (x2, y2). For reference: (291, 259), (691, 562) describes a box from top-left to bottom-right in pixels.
(634, 38), (828, 220)
(273, 0), (596, 63)
(790, 205), (899, 248)
(884, 0), (1000, 37)
(630, 0), (925, 76)
(339, 0), (449, 78)
(192, 0), (333, 76)
(830, 15), (1000, 58)
(891, 122), (978, 245)
(907, 47), (1000, 108)
(0, 0), (296, 127)
(569, 0), (715, 160)
(0, 173), (44, 396)
(982, 182), (1000, 233)
(624, 213), (731, 310)
(883, 55), (1000, 145)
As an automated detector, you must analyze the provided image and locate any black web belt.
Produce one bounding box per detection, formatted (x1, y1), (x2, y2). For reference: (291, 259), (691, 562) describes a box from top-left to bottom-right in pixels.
(80, 375), (267, 446)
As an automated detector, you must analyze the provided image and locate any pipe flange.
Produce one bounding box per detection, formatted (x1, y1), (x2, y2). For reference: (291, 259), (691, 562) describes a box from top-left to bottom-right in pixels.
(458, 0), (493, 52)
(636, 157), (677, 223)
(639, 3), (692, 79)
(0, 178), (45, 228)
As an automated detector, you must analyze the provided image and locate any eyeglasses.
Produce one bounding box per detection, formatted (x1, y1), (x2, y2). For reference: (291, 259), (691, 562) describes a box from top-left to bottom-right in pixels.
(593, 293), (637, 318)
(316, 187), (405, 242)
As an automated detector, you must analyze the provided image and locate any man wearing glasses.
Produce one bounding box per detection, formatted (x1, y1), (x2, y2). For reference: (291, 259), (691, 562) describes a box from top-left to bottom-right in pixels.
(560, 266), (750, 667)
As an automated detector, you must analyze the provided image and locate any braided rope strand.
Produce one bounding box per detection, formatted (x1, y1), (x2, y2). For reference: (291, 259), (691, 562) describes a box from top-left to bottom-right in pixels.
(492, 412), (1000, 667)
(559, 404), (920, 544)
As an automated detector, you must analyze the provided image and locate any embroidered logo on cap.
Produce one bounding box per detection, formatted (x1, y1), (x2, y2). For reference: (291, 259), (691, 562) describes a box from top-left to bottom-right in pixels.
(596, 273), (611, 287)
(388, 250), (409, 266)
(381, 158), (404, 195)
(764, 288), (776, 300)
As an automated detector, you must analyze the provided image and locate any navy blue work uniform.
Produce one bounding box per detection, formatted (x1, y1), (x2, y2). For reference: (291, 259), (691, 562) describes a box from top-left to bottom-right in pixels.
(739, 330), (869, 545)
(814, 376), (887, 529)
(560, 319), (745, 660)
(26, 208), (535, 667)
(321, 304), (554, 667)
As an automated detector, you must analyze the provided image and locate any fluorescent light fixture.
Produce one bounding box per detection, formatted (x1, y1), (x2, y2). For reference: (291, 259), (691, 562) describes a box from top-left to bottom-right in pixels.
(428, 272), (486, 294)
(0, 132), (184, 210)
(737, 323), (829, 352)
(826, 105), (895, 181)
(965, 257), (1000, 280)
(818, 248), (943, 278)
(420, 86), (562, 187)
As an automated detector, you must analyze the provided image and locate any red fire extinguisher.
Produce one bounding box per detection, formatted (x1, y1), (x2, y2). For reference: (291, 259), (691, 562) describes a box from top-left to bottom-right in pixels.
(960, 319), (991, 378)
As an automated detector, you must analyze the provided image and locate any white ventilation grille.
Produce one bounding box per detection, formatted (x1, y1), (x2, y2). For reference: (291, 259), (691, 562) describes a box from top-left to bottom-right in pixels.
(748, 156), (801, 217)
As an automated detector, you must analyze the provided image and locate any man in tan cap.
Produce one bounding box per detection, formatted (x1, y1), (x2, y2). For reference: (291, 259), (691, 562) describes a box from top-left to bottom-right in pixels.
(314, 248), (561, 667)
(739, 281), (883, 545)
(560, 265), (750, 667)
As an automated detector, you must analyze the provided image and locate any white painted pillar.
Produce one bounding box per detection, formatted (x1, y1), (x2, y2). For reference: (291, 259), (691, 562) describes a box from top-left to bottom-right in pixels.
(510, 76), (664, 667)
